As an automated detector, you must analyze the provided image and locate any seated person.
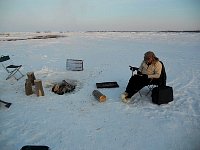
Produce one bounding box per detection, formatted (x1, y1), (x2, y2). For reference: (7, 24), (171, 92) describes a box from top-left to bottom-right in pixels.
(121, 51), (162, 102)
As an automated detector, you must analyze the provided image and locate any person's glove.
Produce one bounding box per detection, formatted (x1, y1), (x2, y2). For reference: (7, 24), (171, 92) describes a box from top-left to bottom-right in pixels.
(137, 70), (142, 75)
(142, 74), (148, 79)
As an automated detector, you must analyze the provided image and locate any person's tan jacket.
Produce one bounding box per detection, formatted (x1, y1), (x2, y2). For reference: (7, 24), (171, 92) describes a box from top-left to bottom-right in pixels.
(138, 60), (162, 79)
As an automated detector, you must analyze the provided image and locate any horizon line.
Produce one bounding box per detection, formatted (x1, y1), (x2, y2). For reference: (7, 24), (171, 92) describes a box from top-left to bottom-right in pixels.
(86, 30), (200, 33)
(1, 30), (200, 33)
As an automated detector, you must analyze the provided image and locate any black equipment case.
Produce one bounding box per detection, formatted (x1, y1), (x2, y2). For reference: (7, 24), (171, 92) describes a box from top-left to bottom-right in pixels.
(152, 86), (173, 105)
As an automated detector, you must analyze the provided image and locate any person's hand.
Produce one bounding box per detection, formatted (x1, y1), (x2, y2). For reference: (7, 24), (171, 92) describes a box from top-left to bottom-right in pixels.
(137, 70), (142, 75)
(142, 74), (148, 79)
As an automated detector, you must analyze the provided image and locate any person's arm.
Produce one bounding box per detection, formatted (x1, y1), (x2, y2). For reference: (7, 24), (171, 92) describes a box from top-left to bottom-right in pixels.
(148, 61), (162, 79)
(137, 61), (144, 75)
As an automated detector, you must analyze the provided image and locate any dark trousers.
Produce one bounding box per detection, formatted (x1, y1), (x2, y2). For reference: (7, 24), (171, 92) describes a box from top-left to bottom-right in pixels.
(125, 75), (151, 98)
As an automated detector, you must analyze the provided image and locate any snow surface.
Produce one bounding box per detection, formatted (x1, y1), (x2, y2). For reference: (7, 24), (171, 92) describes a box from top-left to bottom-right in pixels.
(0, 32), (200, 150)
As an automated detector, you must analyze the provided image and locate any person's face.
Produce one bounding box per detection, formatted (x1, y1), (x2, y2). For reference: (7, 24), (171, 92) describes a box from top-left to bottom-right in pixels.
(144, 55), (153, 64)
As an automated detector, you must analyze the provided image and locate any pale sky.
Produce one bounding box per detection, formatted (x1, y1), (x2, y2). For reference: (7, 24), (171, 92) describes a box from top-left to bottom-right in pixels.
(0, 0), (199, 32)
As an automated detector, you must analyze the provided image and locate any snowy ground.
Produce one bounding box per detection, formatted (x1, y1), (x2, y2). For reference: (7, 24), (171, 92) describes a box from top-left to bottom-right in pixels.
(0, 32), (200, 150)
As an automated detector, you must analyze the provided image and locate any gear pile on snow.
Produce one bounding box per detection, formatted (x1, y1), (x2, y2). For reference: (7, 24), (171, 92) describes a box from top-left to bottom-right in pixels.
(52, 80), (75, 95)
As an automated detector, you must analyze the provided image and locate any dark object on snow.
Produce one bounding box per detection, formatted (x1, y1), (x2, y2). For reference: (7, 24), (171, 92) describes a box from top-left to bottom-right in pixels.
(152, 86), (173, 105)
(52, 80), (75, 95)
(0, 100), (12, 108)
(92, 90), (106, 102)
(96, 82), (119, 88)
(20, 145), (49, 150)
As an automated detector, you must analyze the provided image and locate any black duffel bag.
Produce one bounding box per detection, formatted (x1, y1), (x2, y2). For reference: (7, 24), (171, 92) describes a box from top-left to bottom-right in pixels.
(152, 86), (173, 105)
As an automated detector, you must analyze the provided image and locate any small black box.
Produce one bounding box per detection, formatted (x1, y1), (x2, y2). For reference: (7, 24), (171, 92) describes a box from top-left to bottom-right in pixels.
(20, 145), (49, 150)
(96, 82), (119, 88)
(152, 86), (173, 105)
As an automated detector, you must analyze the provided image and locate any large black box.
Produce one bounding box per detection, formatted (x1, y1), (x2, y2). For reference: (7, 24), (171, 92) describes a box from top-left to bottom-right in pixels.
(152, 86), (173, 105)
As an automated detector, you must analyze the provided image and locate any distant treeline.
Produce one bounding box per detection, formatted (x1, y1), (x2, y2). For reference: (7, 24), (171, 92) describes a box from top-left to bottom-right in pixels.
(0, 34), (66, 41)
(86, 30), (200, 33)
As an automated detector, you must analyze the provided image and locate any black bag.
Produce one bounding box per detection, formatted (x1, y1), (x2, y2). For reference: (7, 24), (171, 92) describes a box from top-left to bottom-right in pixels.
(152, 86), (173, 105)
